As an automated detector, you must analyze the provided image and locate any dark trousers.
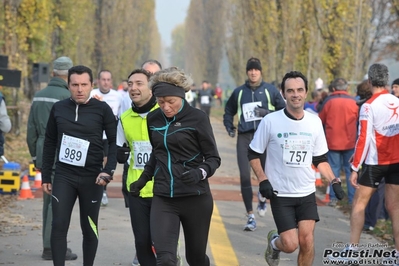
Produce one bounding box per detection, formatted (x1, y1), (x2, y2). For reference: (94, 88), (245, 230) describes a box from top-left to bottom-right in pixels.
(237, 132), (266, 212)
(128, 195), (156, 265)
(51, 173), (103, 266)
(151, 193), (213, 266)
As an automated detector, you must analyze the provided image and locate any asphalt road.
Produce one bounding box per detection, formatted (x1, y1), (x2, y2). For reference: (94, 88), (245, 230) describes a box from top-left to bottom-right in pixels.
(0, 116), (386, 266)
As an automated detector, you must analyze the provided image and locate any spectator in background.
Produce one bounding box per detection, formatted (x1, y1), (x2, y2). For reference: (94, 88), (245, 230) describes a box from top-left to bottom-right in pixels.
(198, 80), (214, 116)
(318, 78), (358, 206)
(91, 70), (122, 206)
(215, 83), (223, 107)
(26, 56), (77, 261)
(0, 89), (11, 158)
(391, 78), (399, 97)
(118, 80), (129, 97)
(185, 84), (194, 106)
(304, 90), (321, 114)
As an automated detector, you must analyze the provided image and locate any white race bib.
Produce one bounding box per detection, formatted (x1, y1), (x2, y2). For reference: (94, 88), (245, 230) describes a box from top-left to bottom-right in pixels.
(283, 139), (312, 167)
(242, 101), (262, 122)
(200, 95), (210, 105)
(132, 141), (152, 169)
(59, 134), (90, 167)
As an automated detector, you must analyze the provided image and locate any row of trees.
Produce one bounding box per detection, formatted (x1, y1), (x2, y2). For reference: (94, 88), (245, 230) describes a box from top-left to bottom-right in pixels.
(0, 0), (160, 98)
(170, 0), (399, 89)
(2, 0), (399, 98)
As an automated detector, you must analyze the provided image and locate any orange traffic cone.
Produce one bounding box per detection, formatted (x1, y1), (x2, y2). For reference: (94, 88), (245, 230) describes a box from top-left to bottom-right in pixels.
(322, 185), (330, 203)
(33, 170), (42, 189)
(18, 175), (34, 200)
(315, 168), (323, 187)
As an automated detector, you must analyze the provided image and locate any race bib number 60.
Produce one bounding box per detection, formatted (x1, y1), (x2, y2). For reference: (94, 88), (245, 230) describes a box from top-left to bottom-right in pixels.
(59, 134), (90, 167)
(283, 139), (312, 167)
(133, 141), (152, 169)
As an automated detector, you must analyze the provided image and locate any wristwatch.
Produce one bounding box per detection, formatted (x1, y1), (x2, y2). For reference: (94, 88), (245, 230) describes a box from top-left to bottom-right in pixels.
(331, 177), (341, 185)
(199, 168), (207, 180)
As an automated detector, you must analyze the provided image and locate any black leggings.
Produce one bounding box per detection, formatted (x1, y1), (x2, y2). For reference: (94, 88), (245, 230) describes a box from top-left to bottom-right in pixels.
(51, 173), (103, 266)
(128, 195), (156, 265)
(237, 132), (266, 212)
(150, 193), (213, 266)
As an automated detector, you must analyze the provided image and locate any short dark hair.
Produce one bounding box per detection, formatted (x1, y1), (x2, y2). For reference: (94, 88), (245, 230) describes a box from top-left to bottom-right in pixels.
(68, 65), (93, 84)
(127, 68), (152, 81)
(97, 69), (112, 79)
(141, 59), (162, 70)
(281, 71), (308, 93)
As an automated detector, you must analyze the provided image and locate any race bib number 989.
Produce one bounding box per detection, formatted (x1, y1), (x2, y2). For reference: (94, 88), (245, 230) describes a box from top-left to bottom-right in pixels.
(59, 134), (90, 167)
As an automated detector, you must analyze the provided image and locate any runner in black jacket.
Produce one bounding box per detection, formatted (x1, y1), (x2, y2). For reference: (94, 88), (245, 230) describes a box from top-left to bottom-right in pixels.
(41, 65), (117, 266)
(130, 67), (221, 266)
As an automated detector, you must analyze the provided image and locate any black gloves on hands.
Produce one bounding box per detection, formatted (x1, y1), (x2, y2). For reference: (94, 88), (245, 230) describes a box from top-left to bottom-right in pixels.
(116, 144), (130, 163)
(129, 176), (150, 197)
(180, 169), (203, 185)
(227, 127), (236, 138)
(259, 180), (276, 199)
(254, 106), (269, 117)
(331, 179), (345, 200)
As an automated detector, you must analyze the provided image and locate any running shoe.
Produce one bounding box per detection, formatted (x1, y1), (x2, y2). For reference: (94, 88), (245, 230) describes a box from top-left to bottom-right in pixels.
(243, 214), (256, 231)
(257, 192), (267, 217)
(101, 192), (108, 206)
(132, 253), (140, 266)
(265, 229), (280, 266)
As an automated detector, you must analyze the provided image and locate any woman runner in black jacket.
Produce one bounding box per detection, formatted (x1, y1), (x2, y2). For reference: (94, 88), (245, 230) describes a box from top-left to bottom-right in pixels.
(130, 67), (221, 266)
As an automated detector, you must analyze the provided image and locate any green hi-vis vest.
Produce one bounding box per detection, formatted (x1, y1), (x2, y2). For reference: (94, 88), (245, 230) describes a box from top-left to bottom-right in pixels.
(120, 104), (159, 198)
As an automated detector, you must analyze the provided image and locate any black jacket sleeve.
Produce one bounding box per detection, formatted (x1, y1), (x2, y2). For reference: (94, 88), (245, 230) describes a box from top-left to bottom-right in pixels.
(103, 105), (118, 176)
(42, 106), (58, 184)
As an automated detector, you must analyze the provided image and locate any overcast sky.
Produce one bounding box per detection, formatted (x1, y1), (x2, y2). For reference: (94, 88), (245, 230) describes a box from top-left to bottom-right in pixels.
(155, 0), (190, 47)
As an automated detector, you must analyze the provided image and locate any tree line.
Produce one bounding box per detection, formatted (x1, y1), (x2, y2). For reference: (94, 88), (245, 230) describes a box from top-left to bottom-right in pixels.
(2, 0), (399, 99)
(0, 0), (160, 98)
(171, 0), (399, 89)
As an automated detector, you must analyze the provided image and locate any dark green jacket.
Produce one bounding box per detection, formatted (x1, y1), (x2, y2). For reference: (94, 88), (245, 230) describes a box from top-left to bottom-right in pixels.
(27, 77), (70, 168)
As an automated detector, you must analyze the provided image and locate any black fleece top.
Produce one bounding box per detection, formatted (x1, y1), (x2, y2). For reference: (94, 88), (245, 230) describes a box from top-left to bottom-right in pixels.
(42, 97), (117, 183)
(141, 99), (221, 198)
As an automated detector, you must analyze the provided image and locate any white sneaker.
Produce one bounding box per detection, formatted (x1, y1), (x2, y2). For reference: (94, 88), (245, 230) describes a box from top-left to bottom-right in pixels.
(257, 192), (267, 217)
(132, 253), (140, 266)
(101, 192), (108, 206)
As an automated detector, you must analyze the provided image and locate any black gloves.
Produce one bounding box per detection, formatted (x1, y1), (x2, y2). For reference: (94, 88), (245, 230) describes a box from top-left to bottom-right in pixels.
(116, 144), (130, 163)
(98, 175), (113, 184)
(129, 176), (150, 197)
(180, 168), (204, 185)
(254, 106), (269, 117)
(259, 180), (276, 199)
(331, 178), (345, 200)
(227, 127), (236, 138)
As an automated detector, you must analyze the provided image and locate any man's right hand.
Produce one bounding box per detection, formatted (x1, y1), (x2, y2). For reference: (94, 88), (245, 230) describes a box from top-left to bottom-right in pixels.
(227, 128), (236, 138)
(259, 180), (276, 199)
(42, 183), (52, 195)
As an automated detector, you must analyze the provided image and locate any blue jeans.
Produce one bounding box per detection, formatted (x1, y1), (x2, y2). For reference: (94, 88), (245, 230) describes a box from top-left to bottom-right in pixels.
(327, 149), (355, 204)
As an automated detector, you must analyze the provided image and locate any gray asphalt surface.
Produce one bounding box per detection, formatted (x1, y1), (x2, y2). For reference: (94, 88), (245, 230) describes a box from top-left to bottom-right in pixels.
(0, 116), (385, 266)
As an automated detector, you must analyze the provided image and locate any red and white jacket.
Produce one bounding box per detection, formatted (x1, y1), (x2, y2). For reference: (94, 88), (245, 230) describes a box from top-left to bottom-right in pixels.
(351, 90), (399, 171)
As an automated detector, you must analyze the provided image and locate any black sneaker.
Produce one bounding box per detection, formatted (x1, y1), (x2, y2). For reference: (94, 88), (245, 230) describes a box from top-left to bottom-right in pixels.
(42, 247), (78, 260)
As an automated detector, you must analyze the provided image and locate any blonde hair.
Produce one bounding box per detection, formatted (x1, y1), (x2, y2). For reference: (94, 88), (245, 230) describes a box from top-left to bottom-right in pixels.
(149, 67), (193, 92)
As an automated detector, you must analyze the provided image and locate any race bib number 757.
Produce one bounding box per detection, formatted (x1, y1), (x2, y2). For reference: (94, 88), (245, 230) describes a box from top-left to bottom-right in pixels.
(283, 139), (312, 167)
